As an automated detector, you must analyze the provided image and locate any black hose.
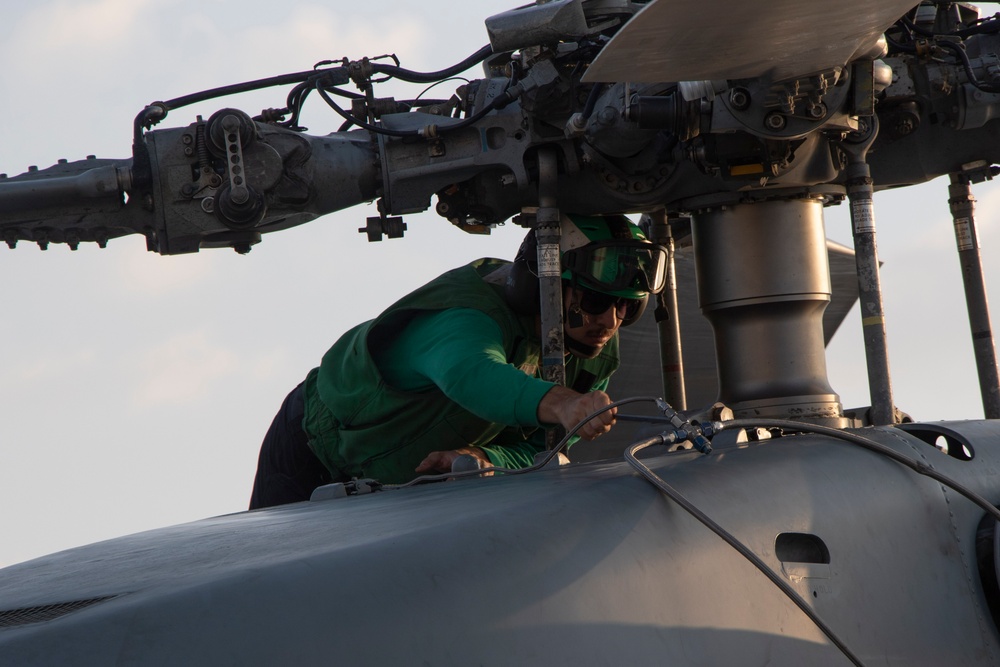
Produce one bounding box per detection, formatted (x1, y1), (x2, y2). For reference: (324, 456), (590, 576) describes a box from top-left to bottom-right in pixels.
(581, 83), (606, 121)
(372, 44), (492, 83)
(955, 15), (1000, 38)
(316, 77), (516, 138)
(937, 39), (1000, 93)
(314, 85), (417, 137)
(161, 68), (346, 112)
(132, 44), (490, 130)
(885, 33), (918, 54)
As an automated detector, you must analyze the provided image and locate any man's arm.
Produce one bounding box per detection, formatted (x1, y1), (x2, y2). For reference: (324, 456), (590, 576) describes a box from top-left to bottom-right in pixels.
(417, 424), (545, 474)
(414, 385), (617, 474)
(375, 308), (552, 426)
(386, 308), (615, 474)
(536, 385), (616, 440)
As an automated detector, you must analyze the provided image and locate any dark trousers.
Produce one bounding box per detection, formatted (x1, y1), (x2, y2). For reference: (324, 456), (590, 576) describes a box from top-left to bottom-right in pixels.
(249, 383), (336, 509)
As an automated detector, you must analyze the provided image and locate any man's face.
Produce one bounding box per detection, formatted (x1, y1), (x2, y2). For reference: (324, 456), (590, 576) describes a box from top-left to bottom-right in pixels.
(563, 285), (634, 353)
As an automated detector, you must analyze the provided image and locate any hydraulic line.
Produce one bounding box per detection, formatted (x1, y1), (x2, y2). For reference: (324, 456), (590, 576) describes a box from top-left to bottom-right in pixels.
(389, 394), (1000, 666)
(315, 79), (515, 137)
(152, 45), (492, 117)
(371, 45), (492, 83)
(157, 69), (342, 113)
(131, 44), (493, 139)
(937, 40), (1000, 94)
(315, 85), (421, 138)
(724, 418), (1000, 523)
(388, 396), (666, 488)
(624, 435), (865, 667)
(623, 413), (1000, 666)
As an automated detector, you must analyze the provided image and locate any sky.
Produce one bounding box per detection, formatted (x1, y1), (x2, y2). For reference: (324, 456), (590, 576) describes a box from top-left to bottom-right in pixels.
(1, 0), (1000, 568)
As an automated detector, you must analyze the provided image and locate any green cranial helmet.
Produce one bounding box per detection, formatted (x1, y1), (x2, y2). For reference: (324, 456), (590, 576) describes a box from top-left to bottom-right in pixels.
(560, 215), (668, 298)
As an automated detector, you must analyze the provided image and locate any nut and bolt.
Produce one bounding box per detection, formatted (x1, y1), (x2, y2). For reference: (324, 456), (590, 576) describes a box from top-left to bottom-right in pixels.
(764, 112), (787, 131)
(729, 88), (751, 111)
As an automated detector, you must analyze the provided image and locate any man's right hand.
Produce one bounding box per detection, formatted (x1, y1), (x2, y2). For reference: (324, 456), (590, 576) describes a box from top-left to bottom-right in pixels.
(537, 385), (617, 440)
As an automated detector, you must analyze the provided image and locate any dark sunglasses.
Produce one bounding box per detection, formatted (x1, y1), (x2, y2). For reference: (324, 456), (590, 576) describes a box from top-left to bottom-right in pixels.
(577, 287), (644, 321)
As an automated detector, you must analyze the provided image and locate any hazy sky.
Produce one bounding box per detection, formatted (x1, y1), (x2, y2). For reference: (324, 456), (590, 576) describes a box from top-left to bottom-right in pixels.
(2, 0), (999, 568)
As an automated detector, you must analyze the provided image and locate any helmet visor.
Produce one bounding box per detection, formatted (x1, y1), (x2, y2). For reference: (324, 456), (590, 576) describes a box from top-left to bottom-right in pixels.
(564, 240), (668, 295)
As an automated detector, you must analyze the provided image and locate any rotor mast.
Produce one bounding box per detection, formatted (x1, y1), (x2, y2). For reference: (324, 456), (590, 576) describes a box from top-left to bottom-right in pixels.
(690, 195), (851, 427)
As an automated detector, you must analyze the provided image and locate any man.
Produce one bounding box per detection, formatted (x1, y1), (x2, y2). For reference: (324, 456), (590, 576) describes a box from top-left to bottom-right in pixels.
(249, 214), (667, 508)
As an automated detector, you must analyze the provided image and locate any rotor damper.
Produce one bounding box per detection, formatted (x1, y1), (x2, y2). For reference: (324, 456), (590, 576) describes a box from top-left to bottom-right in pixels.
(692, 197), (849, 426)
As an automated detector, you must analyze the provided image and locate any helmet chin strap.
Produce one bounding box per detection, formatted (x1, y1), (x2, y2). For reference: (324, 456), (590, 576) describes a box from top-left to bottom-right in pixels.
(564, 333), (601, 359)
(567, 301), (585, 329)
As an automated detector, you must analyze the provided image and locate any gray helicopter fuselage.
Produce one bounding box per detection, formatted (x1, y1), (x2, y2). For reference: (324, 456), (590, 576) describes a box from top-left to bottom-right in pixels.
(0, 420), (997, 665)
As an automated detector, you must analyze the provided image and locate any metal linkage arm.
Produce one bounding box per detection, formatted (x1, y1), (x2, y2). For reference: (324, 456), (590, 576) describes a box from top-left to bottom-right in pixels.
(0, 116), (380, 255)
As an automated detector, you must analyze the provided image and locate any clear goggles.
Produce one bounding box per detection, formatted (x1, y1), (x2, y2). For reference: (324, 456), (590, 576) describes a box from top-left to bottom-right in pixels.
(563, 240), (668, 295)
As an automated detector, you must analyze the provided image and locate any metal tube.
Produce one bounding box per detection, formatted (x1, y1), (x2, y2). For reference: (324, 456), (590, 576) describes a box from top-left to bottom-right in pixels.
(649, 211), (687, 410)
(846, 156), (895, 425)
(534, 147), (565, 387)
(948, 173), (1000, 418)
(838, 118), (895, 425)
(534, 148), (565, 450)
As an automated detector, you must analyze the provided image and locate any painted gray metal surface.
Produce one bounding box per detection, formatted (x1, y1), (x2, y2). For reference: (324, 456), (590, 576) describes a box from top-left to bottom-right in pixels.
(584, 0), (918, 83)
(2, 421), (999, 665)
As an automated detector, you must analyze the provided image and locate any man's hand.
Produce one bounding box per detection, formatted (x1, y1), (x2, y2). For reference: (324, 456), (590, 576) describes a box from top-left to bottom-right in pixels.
(537, 386), (617, 440)
(415, 447), (492, 474)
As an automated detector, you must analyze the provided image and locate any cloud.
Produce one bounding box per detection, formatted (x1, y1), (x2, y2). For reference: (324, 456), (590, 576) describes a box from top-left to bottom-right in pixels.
(0, 348), (97, 388)
(14, 0), (154, 53)
(235, 5), (430, 66)
(117, 250), (217, 297)
(971, 185), (1000, 243)
(132, 330), (238, 408)
(129, 328), (297, 409)
(245, 347), (295, 382)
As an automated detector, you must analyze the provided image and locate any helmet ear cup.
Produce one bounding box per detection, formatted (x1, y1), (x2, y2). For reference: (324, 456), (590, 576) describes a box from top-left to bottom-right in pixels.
(620, 294), (649, 327)
(505, 229), (542, 315)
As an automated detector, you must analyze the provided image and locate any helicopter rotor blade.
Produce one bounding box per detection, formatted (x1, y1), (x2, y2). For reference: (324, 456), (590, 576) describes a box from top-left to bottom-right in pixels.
(583, 0), (920, 83)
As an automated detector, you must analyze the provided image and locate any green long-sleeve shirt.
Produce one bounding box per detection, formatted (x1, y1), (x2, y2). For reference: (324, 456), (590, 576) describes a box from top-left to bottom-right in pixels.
(374, 307), (609, 468)
(374, 308), (553, 426)
(302, 259), (618, 483)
